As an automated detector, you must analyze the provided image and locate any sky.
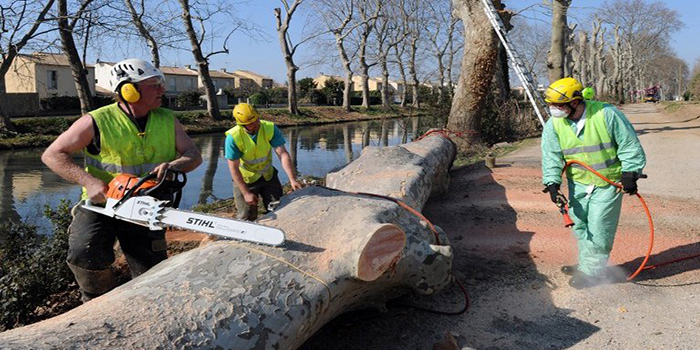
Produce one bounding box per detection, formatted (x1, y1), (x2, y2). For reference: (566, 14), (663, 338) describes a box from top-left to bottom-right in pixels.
(88, 0), (700, 84)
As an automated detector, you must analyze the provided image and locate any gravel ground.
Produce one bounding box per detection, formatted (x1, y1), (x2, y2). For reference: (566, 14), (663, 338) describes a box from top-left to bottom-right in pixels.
(301, 103), (700, 350)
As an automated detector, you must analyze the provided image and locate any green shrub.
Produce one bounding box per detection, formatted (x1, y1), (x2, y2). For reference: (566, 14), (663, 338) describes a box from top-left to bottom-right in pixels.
(267, 87), (288, 104)
(0, 200), (76, 331)
(249, 93), (268, 106)
(321, 78), (344, 106)
(310, 90), (327, 105)
(176, 91), (202, 107)
(297, 78), (317, 101)
(40, 96), (81, 111)
(175, 111), (209, 124)
(14, 117), (76, 136)
(94, 95), (114, 108)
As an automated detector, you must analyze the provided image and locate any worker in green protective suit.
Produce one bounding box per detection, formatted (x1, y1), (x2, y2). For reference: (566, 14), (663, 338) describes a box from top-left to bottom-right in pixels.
(541, 77), (646, 289)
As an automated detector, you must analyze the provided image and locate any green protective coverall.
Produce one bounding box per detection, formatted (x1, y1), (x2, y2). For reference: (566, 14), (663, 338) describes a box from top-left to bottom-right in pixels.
(541, 101), (646, 277)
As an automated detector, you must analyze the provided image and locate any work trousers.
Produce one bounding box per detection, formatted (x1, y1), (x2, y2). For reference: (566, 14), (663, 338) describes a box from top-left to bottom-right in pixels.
(567, 181), (623, 277)
(67, 202), (168, 301)
(233, 168), (283, 221)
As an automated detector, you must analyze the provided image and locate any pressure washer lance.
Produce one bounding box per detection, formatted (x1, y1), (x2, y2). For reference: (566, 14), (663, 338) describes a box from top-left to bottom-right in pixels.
(542, 187), (575, 227)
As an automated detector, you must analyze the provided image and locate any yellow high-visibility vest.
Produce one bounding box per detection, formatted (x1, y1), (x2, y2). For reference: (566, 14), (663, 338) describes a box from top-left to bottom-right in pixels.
(82, 103), (177, 198)
(225, 120), (275, 184)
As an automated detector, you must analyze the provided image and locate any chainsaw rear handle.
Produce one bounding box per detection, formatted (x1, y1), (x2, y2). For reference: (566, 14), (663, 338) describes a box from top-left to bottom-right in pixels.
(142, 169), (187, 208)
(113, 169), (186, 210)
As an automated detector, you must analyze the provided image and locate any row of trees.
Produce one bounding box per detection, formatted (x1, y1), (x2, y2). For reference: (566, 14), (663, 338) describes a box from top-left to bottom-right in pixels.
(0, 0), (693, 137)
(278, 0), (461, 114)
(543, 0), (686, 103)
(445, 0), (689, 144)
(0, 0), (254, 133)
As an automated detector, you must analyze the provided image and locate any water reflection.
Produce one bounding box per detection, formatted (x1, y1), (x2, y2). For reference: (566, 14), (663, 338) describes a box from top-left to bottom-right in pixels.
(0, 115), (443, 231)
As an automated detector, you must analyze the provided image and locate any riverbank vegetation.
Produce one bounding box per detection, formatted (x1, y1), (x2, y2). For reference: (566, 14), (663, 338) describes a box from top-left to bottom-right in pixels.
(0, 105), (428, 150)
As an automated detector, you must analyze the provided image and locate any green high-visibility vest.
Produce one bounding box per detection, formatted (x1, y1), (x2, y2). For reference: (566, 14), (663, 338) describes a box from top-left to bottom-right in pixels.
(553, 100), (622, 186)
(82, 103), (177, 199)
(225, 120), (275, 184)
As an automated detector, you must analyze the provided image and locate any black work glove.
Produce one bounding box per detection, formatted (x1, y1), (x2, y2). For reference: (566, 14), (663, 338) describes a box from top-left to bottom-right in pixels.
(621, 172), (639, 195)
(544, 183), (562, 204)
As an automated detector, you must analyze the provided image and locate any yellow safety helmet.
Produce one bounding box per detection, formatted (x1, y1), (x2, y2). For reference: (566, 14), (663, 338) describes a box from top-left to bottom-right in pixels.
(545, 77), (583, 104)
(232, 103), (260, 125)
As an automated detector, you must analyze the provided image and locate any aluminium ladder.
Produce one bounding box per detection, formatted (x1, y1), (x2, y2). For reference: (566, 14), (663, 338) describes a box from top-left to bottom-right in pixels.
(480, 0), (549, 126)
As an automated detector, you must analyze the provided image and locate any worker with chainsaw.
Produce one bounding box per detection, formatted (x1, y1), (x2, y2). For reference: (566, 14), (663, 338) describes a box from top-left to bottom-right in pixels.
(225, 103), (303, 221)
(42, 58), (202, 302)
(541, 77), (646, 289)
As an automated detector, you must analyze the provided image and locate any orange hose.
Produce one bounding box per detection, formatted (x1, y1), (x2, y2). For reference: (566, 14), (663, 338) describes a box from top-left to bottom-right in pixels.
(560, 160), (654, 281)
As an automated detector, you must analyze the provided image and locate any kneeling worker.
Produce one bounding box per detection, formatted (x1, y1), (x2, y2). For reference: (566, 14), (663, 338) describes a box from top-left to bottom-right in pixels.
(225, 103), (303, 220)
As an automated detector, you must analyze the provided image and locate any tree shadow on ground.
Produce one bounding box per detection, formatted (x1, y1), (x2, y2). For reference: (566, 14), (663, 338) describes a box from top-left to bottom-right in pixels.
(633, 115), (700, 125)
(635, 124), (700, 136)
(302, 163), (599, 350)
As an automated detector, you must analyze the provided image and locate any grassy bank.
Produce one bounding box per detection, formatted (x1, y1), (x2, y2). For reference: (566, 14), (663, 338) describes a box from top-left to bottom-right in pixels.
(1, 106), (428, 150)
(660, 100), (699, 114)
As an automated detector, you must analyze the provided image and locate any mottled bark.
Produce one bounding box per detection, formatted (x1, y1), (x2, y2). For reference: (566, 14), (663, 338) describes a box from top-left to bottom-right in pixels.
(574, 31), (588, 84)
(491, 2), (512, 104)
(394, 44), (409, 107)
(333, 23), (354, 111)
(57, 0), (95, 114)
(0, 135), (456, 350)
(357, 0), (381, 109)
(0, 0), (55, 132)
(546, 0), (571, 83)
(408, 33), (420, 108)
(588, 17), (607, 97)
(447, 0), (501, 144)
(275, 1), (303, 115)
(178, 0), (221, 120)
(564, 23), (576, 77)
(124, 0), (160, 67)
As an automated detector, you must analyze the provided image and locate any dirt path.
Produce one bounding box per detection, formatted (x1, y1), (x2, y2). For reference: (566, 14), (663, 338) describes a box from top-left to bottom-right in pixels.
(302, 103), (700, 350)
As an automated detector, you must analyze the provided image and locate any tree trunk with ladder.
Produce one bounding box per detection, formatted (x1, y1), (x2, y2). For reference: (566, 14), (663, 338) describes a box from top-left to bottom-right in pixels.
(447, 0), (503, 144)
(0, 135), (456, 350)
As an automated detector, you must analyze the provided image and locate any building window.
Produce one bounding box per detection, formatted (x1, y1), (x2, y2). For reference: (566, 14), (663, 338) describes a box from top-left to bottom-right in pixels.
(168, 77), (176, 91)
(48, 70), (58, 90)
(187, 78), (194, 89)
(376, 82), (383, 91)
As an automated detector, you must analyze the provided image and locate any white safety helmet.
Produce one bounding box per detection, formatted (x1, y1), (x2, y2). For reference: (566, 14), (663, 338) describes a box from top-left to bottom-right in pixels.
(108, 58), (164, 92)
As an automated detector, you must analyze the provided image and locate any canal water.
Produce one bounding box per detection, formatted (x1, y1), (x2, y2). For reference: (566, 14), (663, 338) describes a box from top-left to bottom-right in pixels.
(0, 115), (443, 232)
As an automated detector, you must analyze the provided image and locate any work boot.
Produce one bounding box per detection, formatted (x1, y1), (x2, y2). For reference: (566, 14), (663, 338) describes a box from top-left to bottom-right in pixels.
(568, 271), (602, 290)
(560, 264), (578, 276)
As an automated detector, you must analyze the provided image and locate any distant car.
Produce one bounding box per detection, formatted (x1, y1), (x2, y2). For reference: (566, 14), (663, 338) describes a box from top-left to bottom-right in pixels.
(644, 94), (658, 103)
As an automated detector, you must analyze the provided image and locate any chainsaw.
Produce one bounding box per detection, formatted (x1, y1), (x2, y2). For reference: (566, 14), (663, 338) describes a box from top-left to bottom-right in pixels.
(81, 169), (285, 246)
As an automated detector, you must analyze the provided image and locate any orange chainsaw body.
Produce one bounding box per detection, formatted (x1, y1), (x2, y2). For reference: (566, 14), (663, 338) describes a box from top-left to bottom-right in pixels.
(106, 174), (158, 200)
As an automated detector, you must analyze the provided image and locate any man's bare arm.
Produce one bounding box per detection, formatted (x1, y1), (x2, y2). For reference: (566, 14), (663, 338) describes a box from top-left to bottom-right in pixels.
(227, 159), (257, 205)
(168, 118), (202, 172)
(274, 145), (303, 190)
(41, 114), (107, 202)
(152, 118), (203, 179)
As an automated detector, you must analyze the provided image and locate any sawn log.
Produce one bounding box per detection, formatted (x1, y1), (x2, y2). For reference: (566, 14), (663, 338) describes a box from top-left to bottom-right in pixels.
(0, 133), (456, 349)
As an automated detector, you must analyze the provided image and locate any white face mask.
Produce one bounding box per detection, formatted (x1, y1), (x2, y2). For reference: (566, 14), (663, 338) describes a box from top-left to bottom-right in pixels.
(549, 106), (569, 118)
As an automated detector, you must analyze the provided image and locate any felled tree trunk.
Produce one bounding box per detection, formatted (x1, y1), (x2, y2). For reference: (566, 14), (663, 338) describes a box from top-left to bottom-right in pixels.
(0, 135), (456, 350)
